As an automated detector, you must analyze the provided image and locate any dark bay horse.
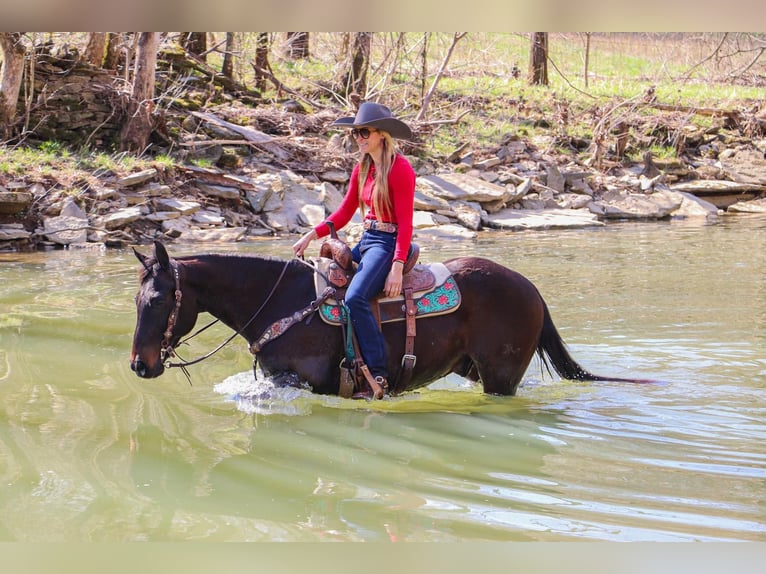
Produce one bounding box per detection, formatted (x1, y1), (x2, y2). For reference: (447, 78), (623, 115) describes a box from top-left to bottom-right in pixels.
(130, 241), (652, 396)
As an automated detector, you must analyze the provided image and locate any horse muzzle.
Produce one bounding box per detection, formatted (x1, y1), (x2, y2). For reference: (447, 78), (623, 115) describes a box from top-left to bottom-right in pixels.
(130, 356), (164, 378)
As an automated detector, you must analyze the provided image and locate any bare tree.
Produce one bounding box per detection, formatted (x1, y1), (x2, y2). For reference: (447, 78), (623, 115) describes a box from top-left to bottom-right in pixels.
(253, 33), (271, 92)
(0, 33), (26, 140)
(222, 32), (236, 79)
(416, 32), (467, 121)
(182, 32), (207, 62)
(83, 32), (107, 67)
(338, 32), (372, 98)
(119, 32), (160, 152)
(285, 33), (309, 59)
(104, 32), (123, 70)
(528, 32), (549, 85)
(582, 32), (592, 88)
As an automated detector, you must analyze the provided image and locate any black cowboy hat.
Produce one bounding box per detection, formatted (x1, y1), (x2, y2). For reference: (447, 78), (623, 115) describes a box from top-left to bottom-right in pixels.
(332, 102), (413, 140)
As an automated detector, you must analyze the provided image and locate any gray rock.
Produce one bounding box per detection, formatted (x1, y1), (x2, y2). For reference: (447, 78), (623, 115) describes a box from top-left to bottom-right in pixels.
(103, 206), (144, 229)
(59, 197), (87, 219)
(154, 198), (201, 215)
(43, 215), (89, 244)
(192, 210), (226, 226)
(589, 189), (684, 219)
(671, 192), (719, 219)
(118, 169), (157, 187)
(413, 224), (478, 240)
(318, 182), (344, 215)
(484, 207), (604, 230)
(727, 197), (766, 213)
(0, 224), (31, 240)
(545, 164), (566, 193)
(419, 173), (513, 204)
(193, 181), (241, 200)
(0, 191), (33, 214)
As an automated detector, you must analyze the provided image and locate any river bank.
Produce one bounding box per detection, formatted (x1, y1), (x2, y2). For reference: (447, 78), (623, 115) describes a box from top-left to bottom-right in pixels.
(2, 102), (766, 252)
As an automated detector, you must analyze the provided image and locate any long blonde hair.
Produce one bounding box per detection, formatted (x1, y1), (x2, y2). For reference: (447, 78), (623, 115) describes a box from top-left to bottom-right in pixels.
(357, 131), (397, 221)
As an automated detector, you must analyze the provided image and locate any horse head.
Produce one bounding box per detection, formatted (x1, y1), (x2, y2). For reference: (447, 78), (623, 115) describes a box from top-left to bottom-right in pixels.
(130, 241), (197, 378)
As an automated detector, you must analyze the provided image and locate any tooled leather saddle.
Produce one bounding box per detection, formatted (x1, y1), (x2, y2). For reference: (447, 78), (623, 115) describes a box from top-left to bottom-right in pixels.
(312, 236), (461, 396)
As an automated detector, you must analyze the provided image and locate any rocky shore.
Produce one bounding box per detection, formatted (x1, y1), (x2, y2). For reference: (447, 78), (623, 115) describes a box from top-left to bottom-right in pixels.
(2, 106), (766, 252)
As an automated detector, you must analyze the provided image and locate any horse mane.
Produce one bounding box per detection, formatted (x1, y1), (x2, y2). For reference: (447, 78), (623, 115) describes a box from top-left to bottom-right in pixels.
(137, 251), (303, 285)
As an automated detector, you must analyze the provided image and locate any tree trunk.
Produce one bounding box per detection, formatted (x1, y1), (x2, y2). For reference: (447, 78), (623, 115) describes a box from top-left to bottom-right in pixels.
(84, 32), (107, 67)
(222, 32), (236, 79)
(104, 33), (123, 70)
(182, 32), (207, 62)
(253, 33), (270, 92)
(339, 32), (372, 98)
(0, 33), (26, 140)
(119, 32), (160, 152)
(285, 32), (309, 59)
(583, 32), (592, 88)
(528, 32), (549, 86)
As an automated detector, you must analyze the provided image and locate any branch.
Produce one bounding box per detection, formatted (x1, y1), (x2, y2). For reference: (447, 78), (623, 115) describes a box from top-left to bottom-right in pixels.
(415, 32), (467, 122)
(249, 62), (325, 110)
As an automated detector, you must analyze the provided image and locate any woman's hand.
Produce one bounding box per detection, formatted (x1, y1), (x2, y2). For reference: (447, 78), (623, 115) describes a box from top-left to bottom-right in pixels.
(292, 230), (317, 258)
(384, 260), (404, 297)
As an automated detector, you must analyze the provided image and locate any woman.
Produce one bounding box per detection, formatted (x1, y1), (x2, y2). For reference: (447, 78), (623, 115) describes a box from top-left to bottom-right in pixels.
(293, 102), (416, 399)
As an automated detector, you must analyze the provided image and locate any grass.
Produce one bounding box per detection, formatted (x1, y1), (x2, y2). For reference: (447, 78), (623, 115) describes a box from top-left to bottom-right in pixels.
(3, 32), (764, 177)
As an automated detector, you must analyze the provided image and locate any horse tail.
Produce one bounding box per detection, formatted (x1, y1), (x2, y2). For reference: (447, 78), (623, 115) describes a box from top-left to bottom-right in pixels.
(536, 299), (656, 384)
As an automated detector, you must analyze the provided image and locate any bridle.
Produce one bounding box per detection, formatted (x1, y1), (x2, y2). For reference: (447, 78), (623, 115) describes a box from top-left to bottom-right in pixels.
(156, 256), (296, 382)
(159, 260), (183, 364)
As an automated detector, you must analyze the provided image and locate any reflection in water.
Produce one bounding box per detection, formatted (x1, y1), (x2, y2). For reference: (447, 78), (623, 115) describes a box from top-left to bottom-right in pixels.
(0, 218), (765, 540)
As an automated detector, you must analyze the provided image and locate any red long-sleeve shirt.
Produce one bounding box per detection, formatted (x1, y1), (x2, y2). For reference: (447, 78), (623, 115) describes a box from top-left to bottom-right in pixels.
(314, 154), (416, 263)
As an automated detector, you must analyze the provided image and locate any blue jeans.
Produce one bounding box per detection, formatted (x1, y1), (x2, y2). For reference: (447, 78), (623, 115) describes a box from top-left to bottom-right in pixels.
(346, 230), (396, 379)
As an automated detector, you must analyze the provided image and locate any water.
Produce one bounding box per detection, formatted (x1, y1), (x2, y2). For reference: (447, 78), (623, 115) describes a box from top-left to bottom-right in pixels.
(0, 217), (764, 541)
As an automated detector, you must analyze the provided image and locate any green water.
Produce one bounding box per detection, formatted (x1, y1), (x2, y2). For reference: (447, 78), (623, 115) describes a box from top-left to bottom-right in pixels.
(1, 217), (764, 541)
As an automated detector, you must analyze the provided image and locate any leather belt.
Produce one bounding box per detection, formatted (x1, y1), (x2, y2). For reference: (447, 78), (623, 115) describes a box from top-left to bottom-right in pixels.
(363, 219), (398, 233)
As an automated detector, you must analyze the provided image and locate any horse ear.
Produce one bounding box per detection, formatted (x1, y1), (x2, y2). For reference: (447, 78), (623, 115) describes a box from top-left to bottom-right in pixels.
(133, 247), (151, 271)
(154, 240), (171, 270)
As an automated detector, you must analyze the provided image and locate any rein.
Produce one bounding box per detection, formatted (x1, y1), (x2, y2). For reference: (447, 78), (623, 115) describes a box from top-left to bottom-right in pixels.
(161, 257), (293, 376)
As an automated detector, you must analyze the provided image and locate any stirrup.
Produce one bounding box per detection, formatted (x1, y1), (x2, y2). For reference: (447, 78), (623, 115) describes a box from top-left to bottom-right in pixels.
(352, 376), (387, 400)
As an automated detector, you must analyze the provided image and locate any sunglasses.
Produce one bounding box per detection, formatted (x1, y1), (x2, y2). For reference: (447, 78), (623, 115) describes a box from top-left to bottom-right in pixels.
(350, 128), (377, 139)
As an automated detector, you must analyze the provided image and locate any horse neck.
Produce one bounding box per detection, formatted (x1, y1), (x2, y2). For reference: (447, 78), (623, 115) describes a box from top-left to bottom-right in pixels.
(178, 254), (299, 330)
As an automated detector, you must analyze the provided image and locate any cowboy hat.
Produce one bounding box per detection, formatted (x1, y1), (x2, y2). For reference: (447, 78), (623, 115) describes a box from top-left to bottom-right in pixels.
(332, 102), (413, 140)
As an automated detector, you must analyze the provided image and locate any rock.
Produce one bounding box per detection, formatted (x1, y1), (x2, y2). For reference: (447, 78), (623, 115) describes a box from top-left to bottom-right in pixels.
(413, 188), (450, 212)
(154, 198), (202, 215)
(671, 192), (720, 219)
(413, 211), (448, 228)
(59, 197), (87, 219)
(180, 227), (247, 242)
(320, 170), (348, 184)
(555, 193), (593, 210)
(118, 169), (157, 187)
(136, 183), (172, 197)
(258, 172), (325, 232)
(484, 207), (603, 231)
(727, 197), (766, 213)
(452, 201), (484, 231)
(719, 147), (766, 185)
(0, 191), (33, 214)
(43, 215), (89, 244)
(193, 181), (241, 200)
(318, 182), (344, 215)
(0, 224), (31, 240)
(419, 173), (514, 204)
(145, 211), (181, 222)
(413, 224), (478, 240)
(589, 189), (684, 219)
(545, 164), (566, 193)
(102, 206), (144, 229)
(192, 210), (226, 226)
